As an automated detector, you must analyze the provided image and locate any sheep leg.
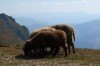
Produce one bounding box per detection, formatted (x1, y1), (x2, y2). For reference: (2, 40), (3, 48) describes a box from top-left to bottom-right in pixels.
(41, 47), (45, 57)
(67, 43), (70, 54)
(71, 42), (75, 53)
(62, 45), (67, 57)
(52, 47), (59, 57)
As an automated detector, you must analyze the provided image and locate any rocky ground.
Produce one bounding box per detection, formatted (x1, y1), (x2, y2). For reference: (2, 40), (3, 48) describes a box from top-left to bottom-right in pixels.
(0, 46), (100, 66)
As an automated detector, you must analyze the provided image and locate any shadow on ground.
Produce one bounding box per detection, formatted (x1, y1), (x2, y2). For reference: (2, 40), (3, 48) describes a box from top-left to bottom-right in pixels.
(15, 51), (53, 59)
(15, 54), (45, 60)
(15, 53), (66, 60)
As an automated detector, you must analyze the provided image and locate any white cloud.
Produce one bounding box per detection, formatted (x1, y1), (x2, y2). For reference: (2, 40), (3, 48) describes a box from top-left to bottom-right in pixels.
(1, 0), (100, 14)
(21, 3), (27, 6)
(82, 0), (88, 3)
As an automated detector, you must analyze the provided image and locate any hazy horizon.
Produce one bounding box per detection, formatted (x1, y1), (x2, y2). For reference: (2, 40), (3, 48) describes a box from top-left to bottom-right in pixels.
(1, 0), (100, 14)
(1, 0), (100, 25)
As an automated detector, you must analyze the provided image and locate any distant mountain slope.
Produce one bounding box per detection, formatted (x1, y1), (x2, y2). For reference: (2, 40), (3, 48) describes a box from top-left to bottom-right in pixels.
(14, 12), (100, 24)
(0, 13), (29, 46)
(15, 17), (40, 26)
(28, 22), (53, 33)
(0, 22), (23, 46)
(15, 17), (53, 33)
(75, 19), (100, 49)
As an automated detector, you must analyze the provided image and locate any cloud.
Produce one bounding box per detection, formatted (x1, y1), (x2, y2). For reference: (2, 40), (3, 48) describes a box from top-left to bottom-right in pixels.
(13, 1), (88, 7)
(70, 0), (88, 4)
(21, 3), (27, 6)
(81, 0), (88, 3)
(11, 0), (100, 7)
(1, 0), (100, 14)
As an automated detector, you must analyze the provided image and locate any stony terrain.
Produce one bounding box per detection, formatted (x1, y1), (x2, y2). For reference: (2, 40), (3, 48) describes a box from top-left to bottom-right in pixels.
(0, 45), (100, 66)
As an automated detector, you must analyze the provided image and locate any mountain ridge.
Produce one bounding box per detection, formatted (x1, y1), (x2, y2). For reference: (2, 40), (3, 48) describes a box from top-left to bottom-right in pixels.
(15, 17), (54, 32)
(75, 19), (100, 49)
(0, 13), (29, 46)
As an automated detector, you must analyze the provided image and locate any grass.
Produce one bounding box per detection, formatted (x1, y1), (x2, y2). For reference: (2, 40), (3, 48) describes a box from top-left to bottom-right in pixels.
(0, 45), (100, 66)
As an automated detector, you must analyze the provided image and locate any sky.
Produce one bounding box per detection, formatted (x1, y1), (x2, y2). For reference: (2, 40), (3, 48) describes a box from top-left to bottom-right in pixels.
(0, 0), (100, 15)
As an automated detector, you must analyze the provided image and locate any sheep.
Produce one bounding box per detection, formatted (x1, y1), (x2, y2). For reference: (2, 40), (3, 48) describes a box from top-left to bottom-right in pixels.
(23, 30), (67, 57)
(28, 27), (55, 39)
(51, 24), (75, 53)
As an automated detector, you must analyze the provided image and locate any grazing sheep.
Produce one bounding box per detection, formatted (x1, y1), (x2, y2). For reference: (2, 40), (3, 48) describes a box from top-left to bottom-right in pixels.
(28, 27), (55, 39)
(51, 24), (75, 53)
(28, 27), (56, 55)
(23, 30), (67, 57)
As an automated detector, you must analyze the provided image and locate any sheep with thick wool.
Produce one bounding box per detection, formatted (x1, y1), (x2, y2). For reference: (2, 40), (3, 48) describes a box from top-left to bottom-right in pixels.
(23, 30), (67, 57)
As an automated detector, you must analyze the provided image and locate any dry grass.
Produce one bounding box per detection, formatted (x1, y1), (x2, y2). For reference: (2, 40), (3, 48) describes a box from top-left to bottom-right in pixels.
(0, 45), (100, 66)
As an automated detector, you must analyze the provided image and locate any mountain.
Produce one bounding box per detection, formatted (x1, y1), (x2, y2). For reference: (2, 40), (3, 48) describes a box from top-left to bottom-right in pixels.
(15, 17), (41, 26)
(13, 12), (100, 25)
(15, 15), (100, 49)
(75, 19), (100, 49)
(15, 17), (54, 33)
(0, 13), (29, 46)
(28, 22), (54, 33)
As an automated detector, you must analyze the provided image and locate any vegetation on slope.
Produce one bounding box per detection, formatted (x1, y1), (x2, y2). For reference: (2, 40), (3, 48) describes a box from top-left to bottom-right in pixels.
(0, 13), (29, 46)
(0, 46), (99, 66)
